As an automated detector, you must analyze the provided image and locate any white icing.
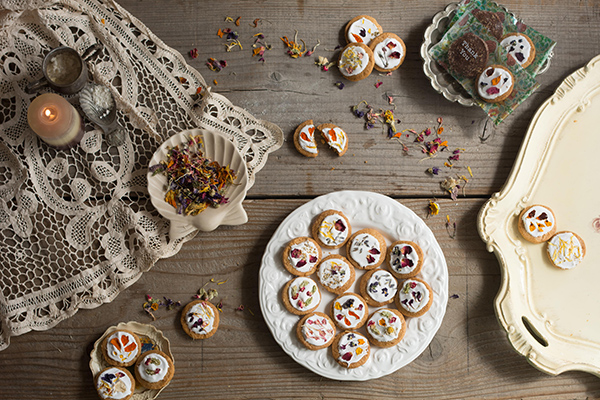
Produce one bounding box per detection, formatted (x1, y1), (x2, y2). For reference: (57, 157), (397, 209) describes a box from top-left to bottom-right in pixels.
(373, 38), (404, 70)
(521, 205), (555, 238)
(137, 352), (170, 383)
(367, 309), (403, 343)
(501, 34), (533, 66)
(297, 124), (317, 154)
(389, 243), (420, 275)
(366, 270), (397, 303)
(349, 232), (382, 268)
(317, 213), (349, 246)
(288, 239), (320, 273)
(317, 257), (351, 290)
(185, 301), (216, 335)
(301, 314), (336, 346)
(288, 277), (320, 311)
(398, 280), (430, 313)
(477, 66), (513, 100)
(96, 367), (134, 400)
(332, 294), (366, 329)
(547, 232), (584, 269)
(337, 332), (369, 367)
(105, 331), (139, 364)
(339, 45), (370, 76)
(321, 127), (347, 154)
(347, 17), (380, 45)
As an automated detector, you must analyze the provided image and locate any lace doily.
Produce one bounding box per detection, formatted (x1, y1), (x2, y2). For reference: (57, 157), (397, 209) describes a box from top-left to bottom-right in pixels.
(0, 0), (283, 350)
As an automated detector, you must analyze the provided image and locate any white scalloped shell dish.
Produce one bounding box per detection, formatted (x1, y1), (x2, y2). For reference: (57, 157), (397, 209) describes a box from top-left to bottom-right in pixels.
(89, 321), (173, 400)
(259, 191), (448, 380)
(147, 129), (249, 240)
(478, 54), (600, 377)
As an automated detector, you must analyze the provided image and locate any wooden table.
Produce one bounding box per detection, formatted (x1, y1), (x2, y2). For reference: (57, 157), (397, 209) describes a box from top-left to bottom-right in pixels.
(2, 0), (600, 398)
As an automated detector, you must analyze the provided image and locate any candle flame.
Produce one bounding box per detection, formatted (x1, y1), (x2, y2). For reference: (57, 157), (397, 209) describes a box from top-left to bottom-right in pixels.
(42, 107), (58, 122)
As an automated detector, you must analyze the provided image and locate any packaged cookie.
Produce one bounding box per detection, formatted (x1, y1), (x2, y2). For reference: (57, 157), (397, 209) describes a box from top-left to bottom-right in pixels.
(500, 33), (536, 68)
(369, 32), (406, 73)
(546, 231), (585, 270)
(282, 236), (321, 276)
(476, 64), (514, 103)
(330, 292), (368, 330)
(282, 276), (321, 315)
(316, 254), (355, 294)
(181, 299), (220, 339)
(365, 308), (406, 348)
(359, 268), (398, 307)
(316, 123), (348, 156)
(346, 228), (386, 270)
(338, 42), (374, 82)
(517, 204), (556, 243)
(293, 120), (318, 157)
(332, 331), (370, 369)
(134, 350), (174, 390)
(345, 15), (382, 45)
(311, 209), (351, 249)
(296, 312), (336, 350)
(395, 278), (433, 318)
(387, 240), (424, 279)
(95, 366), (135, 400)
(101, 329), (141, 367)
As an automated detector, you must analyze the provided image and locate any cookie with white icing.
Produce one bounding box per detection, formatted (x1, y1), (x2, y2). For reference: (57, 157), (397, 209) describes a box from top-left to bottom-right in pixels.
(501, 33), (536, 68)
(282, 236), (322, 276)
(517, 204), (557, 243)
(317, 254), (355, 294)
(282, 276), (321, 316)
(338, 42), (374, 81)
(101, 329), (141, 367)
(95, 366), (135, 400)
(346, 228), (386, 270)
(316, 123), (349, 156)
(477, 65), (514, 103)
(181, 299), (220, 339)
(365, 308), (406, 348)
(134, 350), (174, 390)
(359, 268), (398, 307)
(447, 32), (489, 78)
(296, 311), (337, 350)
(311, 209), (351, 249)
(332, 331), (370, 369)
(293, 119), (318, 157)
(330, 292), (368, 330)
(387, 240), (424, 279)
(395, 278), (433, 318)
(345, 15), (382, 45)
(368, 32), (406, 73)
(546, 231), (586, 270)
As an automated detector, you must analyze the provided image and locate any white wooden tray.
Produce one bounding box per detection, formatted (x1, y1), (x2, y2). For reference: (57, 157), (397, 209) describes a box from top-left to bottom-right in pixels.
(478, 54), (600, 376)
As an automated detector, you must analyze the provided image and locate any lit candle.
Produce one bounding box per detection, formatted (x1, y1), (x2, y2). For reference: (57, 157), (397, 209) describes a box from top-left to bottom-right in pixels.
(27, 93), (84, 149)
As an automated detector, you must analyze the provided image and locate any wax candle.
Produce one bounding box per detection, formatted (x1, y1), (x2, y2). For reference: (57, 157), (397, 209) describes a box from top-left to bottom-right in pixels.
(27, 93), (84, 149)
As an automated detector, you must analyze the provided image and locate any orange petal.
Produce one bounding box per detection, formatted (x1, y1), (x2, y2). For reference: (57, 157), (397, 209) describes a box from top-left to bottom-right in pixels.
(491, 76), (501, 86)
(120, 335), (129, 346)
(351, 33), (363, 43)
(110, 338), (121, 350)
(300, 132), (310, 142)
(308, 126), (315, 134)
(124, 342), (137, 352)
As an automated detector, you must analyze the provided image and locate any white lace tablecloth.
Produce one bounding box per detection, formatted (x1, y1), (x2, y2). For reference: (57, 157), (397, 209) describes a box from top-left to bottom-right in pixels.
(0, 0), (283, 350)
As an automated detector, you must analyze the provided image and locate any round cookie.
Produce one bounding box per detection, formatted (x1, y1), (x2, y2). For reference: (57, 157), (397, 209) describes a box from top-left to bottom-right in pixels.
(95, 366), (135, 400)
(477, 65), (514, 103)
(293, 119), (318, 157)
(346, 228), (386, 270)
(282, 276), (321, 316)
(359, 268), (398, 307)
(447, 32), (489, 78)
(296, 312), (337, 350)
(365, 308), (406, 348)
(338, 42), (374, 82)
(316, 254), (355, 294)
(517, 204), (556, 243)
(368, 32), (406, 73)
(546, 231), (586, 270)
(501, 32), (536, 68)
(345, 15), (382, 45)
(330, 292), (368, 330)
(101, 329), (142, 367)
(316, 123), (348, 156)
(311, 209), (351, 249)
(395, 278), (434, 318)
(181, 299), (220, 339)
(134, 350), (174, 390)
(387, 240), (424, 279)
(282, 236), (322, 276)
(472, 8), (504, 40)
(331, 331), (370, 369)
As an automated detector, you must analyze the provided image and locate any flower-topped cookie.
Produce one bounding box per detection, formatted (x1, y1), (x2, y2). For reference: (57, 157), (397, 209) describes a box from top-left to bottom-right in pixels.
(311, 209), (351, 249)
(293, 119), (318, 157)
(346, 228), (386, 270)
(365, 308), (406, 348)
(134, 350), (174, 390)
(546, 231), (586, 270)
(501, 33), (536, 68)
(282, 276), (321, 315)
(101, 330), (141, 367)
(181, 299), (220, 339)
(282, 236), (322, 276)
(316, 123), (348, 156)
(317, 254), (355, 294)
(387, 240), (424, 279)
(345, 15), (382, 45)
(369, 32), (406, 73)
(395, 278), (433, 318)
(338, 42), (374, 82)
(95, 366), (135, 400)
(330, 292), (368, 330)
(517, 204), (556, 243)
(332, 331), (371, 369)
(477, 65), (514, 103)
(359, 268), (398, 306)
(296, 312), (337, 350)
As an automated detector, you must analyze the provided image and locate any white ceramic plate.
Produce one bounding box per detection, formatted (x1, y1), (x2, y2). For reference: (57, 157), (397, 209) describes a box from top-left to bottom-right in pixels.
(259, 191), (448, 380)
(478, 54), (600, 377)
(147, 129), (249, 240)
(89, 321), (173, 399)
